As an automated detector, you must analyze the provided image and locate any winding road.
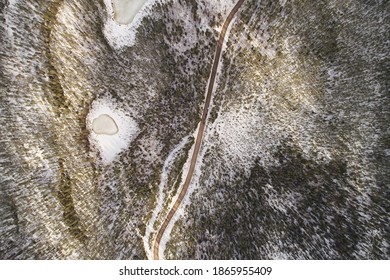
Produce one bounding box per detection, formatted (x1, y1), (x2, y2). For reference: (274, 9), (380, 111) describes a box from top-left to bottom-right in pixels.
(153, 0), (246, 260)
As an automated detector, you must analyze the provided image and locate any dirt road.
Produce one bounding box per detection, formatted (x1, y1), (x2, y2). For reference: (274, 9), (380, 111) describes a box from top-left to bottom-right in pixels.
(153, 0), (246, 260)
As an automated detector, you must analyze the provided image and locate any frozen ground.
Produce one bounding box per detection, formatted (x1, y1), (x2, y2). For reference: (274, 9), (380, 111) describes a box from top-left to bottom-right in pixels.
(0, 0), (388, 260)
(142, 135), (191, 259)
(112, 0), (149, 24)
(102, 0), (159, 50)
(164, 0), (389, 260)
(87, 98), (139, 164)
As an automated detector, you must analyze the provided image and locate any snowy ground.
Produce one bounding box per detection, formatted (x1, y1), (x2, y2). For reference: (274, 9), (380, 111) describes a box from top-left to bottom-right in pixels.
(1, 0), (388, 260)
(87, 98), (139, 164)
(112, 0), (149, 24)
(153, 1), (242, 259)
(102, 0), (160, 50)
(142, 135), (190, 259)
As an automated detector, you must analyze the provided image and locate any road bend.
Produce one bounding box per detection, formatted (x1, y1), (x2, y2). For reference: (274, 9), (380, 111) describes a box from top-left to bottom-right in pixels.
(153, 0), (246, 260)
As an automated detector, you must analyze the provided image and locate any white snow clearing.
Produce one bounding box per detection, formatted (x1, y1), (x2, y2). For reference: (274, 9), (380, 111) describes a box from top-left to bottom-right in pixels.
(102, 0), (159, 50)
(87, 98), (139, 164)
(112, 0), (148, 25)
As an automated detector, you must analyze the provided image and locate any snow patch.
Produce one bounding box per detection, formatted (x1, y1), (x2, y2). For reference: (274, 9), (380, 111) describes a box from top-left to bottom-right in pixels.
(206, 0), (236, 16)
(279, 0), (287, 7)
(3, 0), (18, 41)
(112, 0), (148, 25)
(102, 0), (161, 50)
(87, 98), (139, 164)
